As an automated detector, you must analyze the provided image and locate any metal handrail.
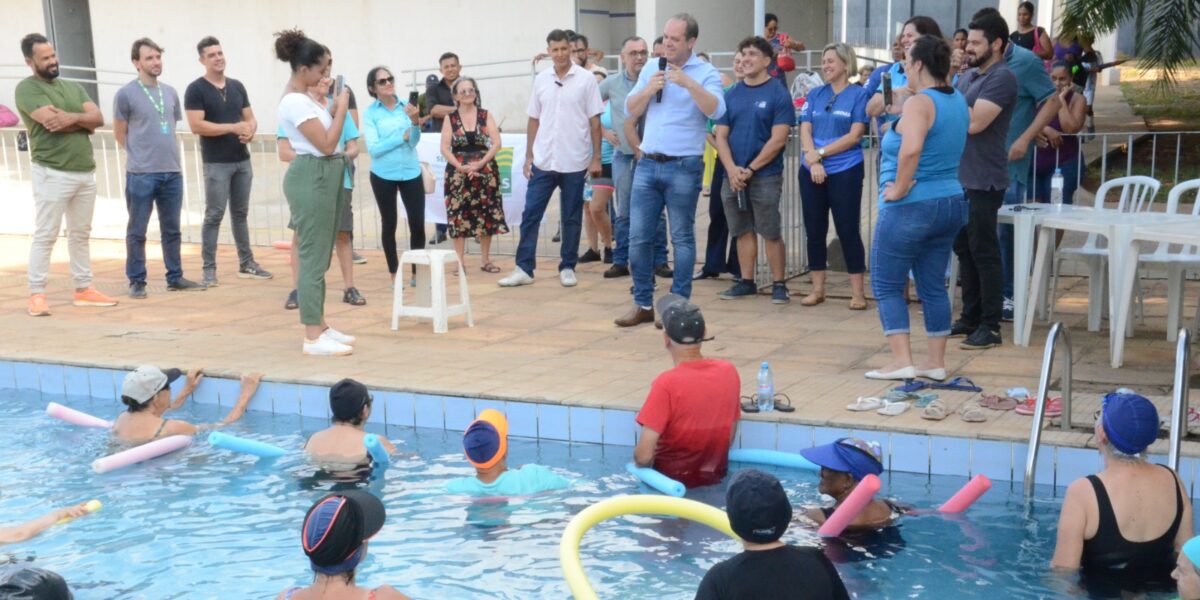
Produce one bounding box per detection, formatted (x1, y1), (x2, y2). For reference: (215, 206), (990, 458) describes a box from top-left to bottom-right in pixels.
(1168, 328), (1193, 471)
(1024, 322), (1073, 498)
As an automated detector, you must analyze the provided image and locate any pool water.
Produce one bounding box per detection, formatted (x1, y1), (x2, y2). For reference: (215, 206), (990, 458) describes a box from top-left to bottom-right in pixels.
(0, 389), (1189, 599)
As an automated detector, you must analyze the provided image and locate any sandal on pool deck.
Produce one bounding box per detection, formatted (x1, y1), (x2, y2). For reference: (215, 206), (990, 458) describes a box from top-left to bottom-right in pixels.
(773, 393), (795, 413)
(921, 400), (949, 421)
(847, 397), (884, 412)
(960, 406), (988, 422)
(480, 262), (501, 273)
(931, 376), (983, 393)
(979, 394), (1018, 411)
(886, 390), (939, 407)
(877, 400), (910, 416)
(1015, 396), (1062, 417)
(893, 379), (932, 393)
(740, 396), (759, 413)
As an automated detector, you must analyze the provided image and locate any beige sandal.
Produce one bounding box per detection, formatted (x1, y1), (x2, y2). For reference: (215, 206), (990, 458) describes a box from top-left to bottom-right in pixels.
(800, 292), (825, 306)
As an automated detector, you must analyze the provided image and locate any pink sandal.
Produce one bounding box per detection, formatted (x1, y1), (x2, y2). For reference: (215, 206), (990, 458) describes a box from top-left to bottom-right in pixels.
(1015, 396), (1062, 418)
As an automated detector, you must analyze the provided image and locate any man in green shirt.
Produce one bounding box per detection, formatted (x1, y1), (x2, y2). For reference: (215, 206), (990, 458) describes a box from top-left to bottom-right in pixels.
(14, 33), (117, 317)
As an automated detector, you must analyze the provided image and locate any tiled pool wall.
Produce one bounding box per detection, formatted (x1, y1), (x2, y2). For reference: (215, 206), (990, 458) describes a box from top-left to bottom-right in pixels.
(6, 360), (1199, 498)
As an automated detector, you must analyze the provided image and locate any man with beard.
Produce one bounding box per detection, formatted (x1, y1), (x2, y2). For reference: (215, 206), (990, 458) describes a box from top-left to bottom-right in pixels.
(15, 33), (117, 317)
(950, 11), (1017, 350)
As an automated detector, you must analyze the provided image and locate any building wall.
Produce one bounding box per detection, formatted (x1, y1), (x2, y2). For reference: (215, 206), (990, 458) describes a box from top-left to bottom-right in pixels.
(0, 4), (49, 109)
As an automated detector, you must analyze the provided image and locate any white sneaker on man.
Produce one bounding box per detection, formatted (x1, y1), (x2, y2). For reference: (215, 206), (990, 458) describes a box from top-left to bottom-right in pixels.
(559, 268), (577, 287)
(303, 336), (353, 356)
(322, 326), (356, 346)
(498, 267), (534, 287)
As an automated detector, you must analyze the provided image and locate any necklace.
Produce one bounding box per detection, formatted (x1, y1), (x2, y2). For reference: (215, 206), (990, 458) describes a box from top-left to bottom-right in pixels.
(217, 86), (227, 103)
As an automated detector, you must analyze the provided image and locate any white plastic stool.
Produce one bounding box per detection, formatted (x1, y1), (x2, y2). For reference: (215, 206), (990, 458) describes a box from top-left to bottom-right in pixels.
(391, 249), (473, 334)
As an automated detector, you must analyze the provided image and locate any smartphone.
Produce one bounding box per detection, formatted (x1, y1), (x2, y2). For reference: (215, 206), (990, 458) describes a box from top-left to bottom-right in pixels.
(408, 91), (419, 106)
(334, 75), (345, 98)
(882, 73), (893, 107)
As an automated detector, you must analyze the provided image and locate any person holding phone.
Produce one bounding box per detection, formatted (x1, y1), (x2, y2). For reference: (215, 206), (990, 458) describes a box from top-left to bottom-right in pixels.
(273, 29), (356, 356)
(363, 66), (426, 284)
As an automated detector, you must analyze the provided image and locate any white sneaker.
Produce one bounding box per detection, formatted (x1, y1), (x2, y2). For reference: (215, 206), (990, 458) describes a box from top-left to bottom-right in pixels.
(498, 267), (534, 287)
(303, 336), (353, 356)
(322, 326), (356, 346)
(559, 268), (577, 287)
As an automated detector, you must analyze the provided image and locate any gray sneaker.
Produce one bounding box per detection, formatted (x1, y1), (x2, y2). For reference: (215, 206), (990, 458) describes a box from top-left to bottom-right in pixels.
(129, 281), (147, 299)
(238, 263), (273, 280)
(719, 280), (757, 300)
(202, 268), (219, 288)
(771, 282), (790, 305)
(166, 278), (206, 292)
(352, 251), (367, 265)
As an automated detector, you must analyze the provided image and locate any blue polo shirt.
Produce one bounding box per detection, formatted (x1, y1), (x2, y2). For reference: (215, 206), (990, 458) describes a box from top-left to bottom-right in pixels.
(1004, 44), (1057, 186)
(799, 83), (869, 174)
(445, 464), (570, 496)
(362, 99), (422, 182)
(276, 116), (358, 190)
(627, 52), (726, 157)
(715, 79), (794, 177)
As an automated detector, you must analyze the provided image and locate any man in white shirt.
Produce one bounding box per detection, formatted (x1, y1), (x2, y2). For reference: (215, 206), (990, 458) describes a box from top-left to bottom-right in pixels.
(499, 29), (603, 289)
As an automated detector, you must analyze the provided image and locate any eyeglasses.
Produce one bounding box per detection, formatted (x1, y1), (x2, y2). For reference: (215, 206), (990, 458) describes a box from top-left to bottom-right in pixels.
(375, 76), (395, 86)
(627, 51), (649, 58)
(457, 89), (476, 95)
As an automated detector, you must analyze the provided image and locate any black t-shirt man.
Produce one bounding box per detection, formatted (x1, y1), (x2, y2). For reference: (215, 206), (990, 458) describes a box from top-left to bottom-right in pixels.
(695, 545), (851, 600)
(423, 78), (455, 133)
(183, 77), (252, 163)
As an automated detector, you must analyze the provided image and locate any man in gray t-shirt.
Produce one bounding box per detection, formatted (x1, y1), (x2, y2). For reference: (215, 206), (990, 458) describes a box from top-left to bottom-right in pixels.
(950, 13), (1018, 349)
(113, 38), (204, 298)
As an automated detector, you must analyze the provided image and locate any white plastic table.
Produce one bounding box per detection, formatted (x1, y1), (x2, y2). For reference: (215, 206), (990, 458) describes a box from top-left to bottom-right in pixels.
(1111, 219), (1200, 367)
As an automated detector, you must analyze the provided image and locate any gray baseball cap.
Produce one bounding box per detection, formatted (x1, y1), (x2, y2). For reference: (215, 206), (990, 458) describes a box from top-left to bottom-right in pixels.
(655, 294), (708, 345)
(121, 365), (182, 404)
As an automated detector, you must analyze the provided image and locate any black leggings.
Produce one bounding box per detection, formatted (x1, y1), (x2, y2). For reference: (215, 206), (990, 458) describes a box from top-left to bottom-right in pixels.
(369, 172), (426, 274)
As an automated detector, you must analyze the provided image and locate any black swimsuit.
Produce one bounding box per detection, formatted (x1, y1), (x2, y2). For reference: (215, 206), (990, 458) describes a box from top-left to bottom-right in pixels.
(1081, 465), (1182, 575)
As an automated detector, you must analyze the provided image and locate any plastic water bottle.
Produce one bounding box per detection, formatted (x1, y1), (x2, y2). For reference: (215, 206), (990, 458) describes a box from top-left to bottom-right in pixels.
(756, 362), (774, 412)
(1050, 168), (1064, 207)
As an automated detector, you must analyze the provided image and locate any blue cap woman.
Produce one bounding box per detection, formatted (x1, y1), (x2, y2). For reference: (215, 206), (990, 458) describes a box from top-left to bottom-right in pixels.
(800, 437), (903, 530)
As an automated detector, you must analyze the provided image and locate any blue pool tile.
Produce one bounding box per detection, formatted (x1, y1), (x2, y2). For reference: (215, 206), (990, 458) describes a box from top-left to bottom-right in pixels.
(538, 404), (570, 441)
(970, 440), (1013, 482)
(602, 410), (638, 447)
(570, 407), (604, 444)
(63, 366), (90, 398)
(777, 424), (815, 454)
(1055, 446), (1100, 484)
(271, 383), (300, 415)
(189, 378), (218, 405)
(1011, 443), (1056, 486)
(383, 392), (415, 428)
(813, 427), (855, 448)
(0, 361), (14, 389)
(738, 421), (777, 450)
(889, 433), (930, 475)
(13, 363), (39, 391)
(298, 385), (329, 419)
(930, 437), (971, 477)
(87, 368), (115, 400)
(245, 381), (273, 415)
(505, 401), (538, 439)
(213, 378), (243, 408)
(413, 395), (443, 429)
(365, 391), (391, 425)
(474, 399), (506, 419)
(37, 364), (65, 396)
(443, 396), (476, 432)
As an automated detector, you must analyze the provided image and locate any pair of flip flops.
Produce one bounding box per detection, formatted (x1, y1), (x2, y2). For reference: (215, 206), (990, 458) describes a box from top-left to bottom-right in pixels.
(979, 394), (1019, 411)
(920, 399), (950, 420)
(886, 389), (939, 408)
(739, 393), (796, 414)
(1014, 396), (1063, 417)
(846, 397), (910, 416)
(893, 376), (981, 394)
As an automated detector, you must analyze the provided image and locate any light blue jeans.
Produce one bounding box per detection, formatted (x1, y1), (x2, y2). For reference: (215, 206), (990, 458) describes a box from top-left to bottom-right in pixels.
(612, 152), (667, 268)
(629, 156), (704, 307)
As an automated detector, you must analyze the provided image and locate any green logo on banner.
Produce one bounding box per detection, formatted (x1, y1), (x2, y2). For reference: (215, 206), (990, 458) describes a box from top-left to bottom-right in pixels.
(495, 147), (513, 196)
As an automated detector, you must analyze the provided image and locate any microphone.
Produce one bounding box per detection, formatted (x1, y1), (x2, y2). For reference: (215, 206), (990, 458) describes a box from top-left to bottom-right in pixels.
(554, 81), (563, 87)
(656, 57), (667, 103)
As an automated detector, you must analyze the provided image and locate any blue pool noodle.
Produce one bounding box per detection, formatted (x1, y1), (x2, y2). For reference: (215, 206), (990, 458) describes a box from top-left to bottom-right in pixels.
(729, 449), (820, 471)
(364, 434), (390, 467)
(208, 432), (288, 458)
(626, 463), (686, 497)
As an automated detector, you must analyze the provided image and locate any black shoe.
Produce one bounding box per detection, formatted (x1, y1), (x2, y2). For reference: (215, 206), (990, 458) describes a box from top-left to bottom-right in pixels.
(552, 226), (562, 243)
(959, 327), (1002, 350)
(343, 287), (366, 306)
(129, 281), (147, 299)
(285, 289), (298, 310)
(949, 320), (975, 337)
(603, 248), (613, 264)
(604, 264), (630, 278)
(579, 248), (602, 263)
(654, 264), (674, 278)
(433, 230), (448, 244)
(167, 278), (207, 292)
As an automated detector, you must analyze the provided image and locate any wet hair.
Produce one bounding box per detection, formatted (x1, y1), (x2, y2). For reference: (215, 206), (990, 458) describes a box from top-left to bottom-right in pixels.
(570, 33), (589, 48)
(196, 36), (220, 56)
(823, 42), (857, 75)
(130, 38), (164, 61)
(909, 34), (952, 83)
(737, 36), (775, 60)
(969, 10), (1010, 51)
(452, 76), (482, 108)
(670, 13), (700, 41)
(546, 29), (571, 45)
(20, 33), (49, 59)
(365, 66), (391, 99)
(121, 395), (152, 412)
(1018, 1), (1036, 14)
(904, 16), (944, 40)
(439, 52), (459, 65)
(273, 28), (327, 73)
(765, 12), (778, 27)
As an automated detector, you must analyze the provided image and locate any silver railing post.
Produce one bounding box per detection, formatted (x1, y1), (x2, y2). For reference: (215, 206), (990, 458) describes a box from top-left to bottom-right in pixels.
(1024, 322), (1072, 499)
(1169, 328), (1193, 471)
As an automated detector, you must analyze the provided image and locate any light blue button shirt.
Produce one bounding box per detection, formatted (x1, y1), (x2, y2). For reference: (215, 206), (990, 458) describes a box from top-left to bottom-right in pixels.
(363, 99), (422, 182)
(626, 52), (726, 157)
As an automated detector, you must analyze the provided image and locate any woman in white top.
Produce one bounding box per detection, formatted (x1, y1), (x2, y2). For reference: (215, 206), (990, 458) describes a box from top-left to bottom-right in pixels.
(273, 29), (355, 356)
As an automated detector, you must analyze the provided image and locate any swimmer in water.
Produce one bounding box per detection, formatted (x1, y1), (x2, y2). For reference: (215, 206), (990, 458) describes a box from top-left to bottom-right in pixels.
(0, 503), (93, 545)
(304, 378), (396, 468)
(110, 365), (262, 444)
(799, 437), (905, 530)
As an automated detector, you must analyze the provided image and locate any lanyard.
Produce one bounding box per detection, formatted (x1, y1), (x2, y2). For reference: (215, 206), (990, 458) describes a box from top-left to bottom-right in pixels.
(137, 81), (169, 132)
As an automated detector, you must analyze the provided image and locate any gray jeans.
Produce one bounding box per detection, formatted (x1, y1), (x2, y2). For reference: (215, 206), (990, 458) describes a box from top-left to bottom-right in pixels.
(201, 159), (255, 270)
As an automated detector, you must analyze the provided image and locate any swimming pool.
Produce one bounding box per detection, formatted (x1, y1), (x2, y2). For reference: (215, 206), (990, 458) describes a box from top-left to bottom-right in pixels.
(3, 387), (1190, 599)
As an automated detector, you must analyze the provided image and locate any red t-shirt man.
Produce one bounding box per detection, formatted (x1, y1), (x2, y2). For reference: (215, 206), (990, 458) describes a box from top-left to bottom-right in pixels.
(634, 294), (741, 489)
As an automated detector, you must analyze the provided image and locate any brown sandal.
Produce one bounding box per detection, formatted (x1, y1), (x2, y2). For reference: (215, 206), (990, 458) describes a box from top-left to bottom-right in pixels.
(848, 297), (868, 310)
(800, 292), (825, 307)
(480, 262), (501, 273)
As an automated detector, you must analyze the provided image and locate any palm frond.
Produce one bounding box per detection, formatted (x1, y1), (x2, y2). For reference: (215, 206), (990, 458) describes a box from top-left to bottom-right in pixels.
(1059, 0), (1140, 34)
(1137, 0), (1200, 91)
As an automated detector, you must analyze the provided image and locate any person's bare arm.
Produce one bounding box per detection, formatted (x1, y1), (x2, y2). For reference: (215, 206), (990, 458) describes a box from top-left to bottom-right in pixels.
(633, 426), (660, 467)
(714, 125), (744, 191)
(746, 123), (792, 172)
(185, 110), (238, 137)
(481, 111), (502, 164)
(1057, 94), (1087, 134)
(0, 503), (92, 545)
(1010, 94), (1062, 161)
(344, 138), (359, 161)
(1035, 30), (1054, 60)
(1050, 479), (1090, 569)
(277, 138), (296, 163)
(883, 94), (934, 201)
(588, 115), (602, 177)
(296, 90), (350, 155)
(966, 98), (1004, 135)
(113, 119), (129, 148)
(523, 117), (539, 178)
(430, 102), (456, 120)
(240, 106), (258, 142)
(439, 117), (457, 167)
(624, 117), (642, 159)
(168, 368), (203, 411)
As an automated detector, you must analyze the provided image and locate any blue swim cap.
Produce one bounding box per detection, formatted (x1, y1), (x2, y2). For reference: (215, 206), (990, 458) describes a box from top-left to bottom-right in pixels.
(463, 420), (504, 469)
(1101, 392), (1159, 455)
(800, 438), (884, 481)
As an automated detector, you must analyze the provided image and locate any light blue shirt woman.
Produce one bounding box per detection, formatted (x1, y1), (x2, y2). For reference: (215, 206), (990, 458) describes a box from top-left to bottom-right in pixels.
(363, 99), (421, 181)
(878, 88), (968, 208)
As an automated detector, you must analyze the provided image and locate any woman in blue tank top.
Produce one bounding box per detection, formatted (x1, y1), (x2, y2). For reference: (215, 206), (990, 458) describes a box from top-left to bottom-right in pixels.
(866, 35), (969, 383)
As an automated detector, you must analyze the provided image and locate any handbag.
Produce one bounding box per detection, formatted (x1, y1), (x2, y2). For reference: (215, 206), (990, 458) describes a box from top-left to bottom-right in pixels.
(776, 34), (796, 72)
(420, 161), (435, 194)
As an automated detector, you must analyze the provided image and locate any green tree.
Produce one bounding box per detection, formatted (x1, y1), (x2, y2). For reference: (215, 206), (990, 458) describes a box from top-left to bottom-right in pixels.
(1061, 0), (1199, 90)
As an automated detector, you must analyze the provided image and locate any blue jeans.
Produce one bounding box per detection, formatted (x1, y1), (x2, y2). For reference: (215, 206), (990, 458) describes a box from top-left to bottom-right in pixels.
(515, 166), (586, 275)
(125, 172), (183, 285)
(871, 195), (968, 336)
(612, 152), (668, 267)
(998, 180), (1028, 299)
(629, 156), (704, 307)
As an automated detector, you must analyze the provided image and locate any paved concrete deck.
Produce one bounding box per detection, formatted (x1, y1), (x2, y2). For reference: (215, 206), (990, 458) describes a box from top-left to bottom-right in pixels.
(3, 234), (1196, 455)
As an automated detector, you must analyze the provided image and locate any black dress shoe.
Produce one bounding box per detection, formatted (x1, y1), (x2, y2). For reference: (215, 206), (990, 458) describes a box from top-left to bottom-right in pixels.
(579, 248), (602, 263)
(654, 264), (674, 278)
(604, 265), (630, 278)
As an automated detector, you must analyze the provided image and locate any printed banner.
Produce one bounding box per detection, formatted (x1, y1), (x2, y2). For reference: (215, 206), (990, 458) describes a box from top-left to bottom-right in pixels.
(415, 134), (528, 226)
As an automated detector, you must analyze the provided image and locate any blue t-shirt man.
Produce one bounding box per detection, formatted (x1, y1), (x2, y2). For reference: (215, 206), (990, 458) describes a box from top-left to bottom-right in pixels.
(715, 80), (794, 177)
(1005, 44), (1057, 186)
(798, 83), (869, 174)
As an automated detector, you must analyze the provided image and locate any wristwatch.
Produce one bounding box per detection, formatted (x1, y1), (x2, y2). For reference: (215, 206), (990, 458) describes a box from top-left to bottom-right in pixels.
(817, 147), (827, 160)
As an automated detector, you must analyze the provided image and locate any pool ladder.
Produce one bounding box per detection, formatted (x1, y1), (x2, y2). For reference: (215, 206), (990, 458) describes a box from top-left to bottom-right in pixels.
(1168, 328), (1193, 472)
(1023, 322), (1073, 499)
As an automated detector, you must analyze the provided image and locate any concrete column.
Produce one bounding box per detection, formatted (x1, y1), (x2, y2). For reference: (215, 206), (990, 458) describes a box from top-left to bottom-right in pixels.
(636, 0), (658, 42)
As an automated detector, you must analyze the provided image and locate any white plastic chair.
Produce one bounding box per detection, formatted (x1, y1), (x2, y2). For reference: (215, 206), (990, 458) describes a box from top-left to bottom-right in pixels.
(1133, 179), (1200, 341)
(1049, 176), (1162, 330)
(391, 249), (474, 334)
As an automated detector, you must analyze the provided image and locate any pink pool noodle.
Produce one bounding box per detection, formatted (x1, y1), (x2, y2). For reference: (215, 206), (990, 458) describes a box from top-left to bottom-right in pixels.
(938, 474), (992, 514)
(46, 402), (112, 428)
(92, 435), (192, 473)
(818, 474), (882, 538)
